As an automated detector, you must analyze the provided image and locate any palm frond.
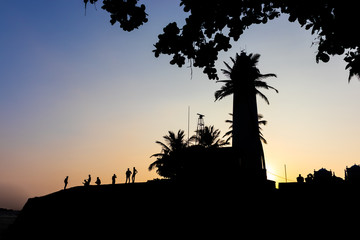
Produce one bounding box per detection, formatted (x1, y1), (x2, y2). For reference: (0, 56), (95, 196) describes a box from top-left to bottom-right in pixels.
(194, 125), (228, 148)
(214, 84), (233, 101)
(223, 129), (232, 139)
(150, 153), (165, 158)
(249, 53), (261, 65)
(260, 135), (267, 144)
(267, 85), (279, 93)
(258, 120), (267, 126)
(154, 141), (170, 153)
(222, 61), (233, 73)
(256, 90), (270, 104)
(259, 73), (277, 78)
(148, 159), (159, 171)
(215, 79), (231, 84)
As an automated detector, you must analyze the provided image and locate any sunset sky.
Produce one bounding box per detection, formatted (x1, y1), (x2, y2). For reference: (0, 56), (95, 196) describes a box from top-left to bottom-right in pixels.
(2, 1), (360, 209)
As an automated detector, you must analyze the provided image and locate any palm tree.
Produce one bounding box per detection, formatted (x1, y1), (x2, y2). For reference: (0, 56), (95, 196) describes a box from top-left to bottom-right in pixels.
(192, 125), (228, 148)
(214, 51), (278, 181)
(223, 113), (268, 144)
(149, 130), (188, 179)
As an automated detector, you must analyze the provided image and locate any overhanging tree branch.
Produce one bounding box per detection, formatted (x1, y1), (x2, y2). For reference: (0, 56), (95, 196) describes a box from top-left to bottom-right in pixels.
(84, 0), (360, 81)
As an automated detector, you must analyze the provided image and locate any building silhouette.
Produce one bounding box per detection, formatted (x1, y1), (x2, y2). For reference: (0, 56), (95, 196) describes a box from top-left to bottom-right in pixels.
(345, 164), (360, 184)
(313, 168), (333, 184)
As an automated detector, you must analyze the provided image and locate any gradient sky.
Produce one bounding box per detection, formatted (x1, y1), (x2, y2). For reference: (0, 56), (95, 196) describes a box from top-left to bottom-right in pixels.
(1, 1), (360, 209)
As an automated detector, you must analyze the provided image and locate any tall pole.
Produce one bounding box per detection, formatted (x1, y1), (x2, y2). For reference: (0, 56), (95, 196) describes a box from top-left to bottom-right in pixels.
(187, 106), (190, 146)
(284, 164), (287, 183)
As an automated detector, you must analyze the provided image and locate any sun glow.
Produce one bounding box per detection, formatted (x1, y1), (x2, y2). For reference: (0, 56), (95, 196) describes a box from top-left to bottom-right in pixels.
(265, 162), (289, 186)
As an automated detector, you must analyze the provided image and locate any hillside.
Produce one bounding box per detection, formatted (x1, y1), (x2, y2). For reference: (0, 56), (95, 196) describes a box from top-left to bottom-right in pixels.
(4, 182), (360, 239)
(0, 209), (19, 238)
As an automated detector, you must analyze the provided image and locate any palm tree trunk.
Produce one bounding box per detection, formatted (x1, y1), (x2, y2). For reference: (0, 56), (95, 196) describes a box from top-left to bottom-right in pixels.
(232, 82), (266, 182)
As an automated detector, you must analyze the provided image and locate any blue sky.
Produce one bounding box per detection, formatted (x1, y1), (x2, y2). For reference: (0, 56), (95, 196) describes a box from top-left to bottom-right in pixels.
(1, 0), (360, 209)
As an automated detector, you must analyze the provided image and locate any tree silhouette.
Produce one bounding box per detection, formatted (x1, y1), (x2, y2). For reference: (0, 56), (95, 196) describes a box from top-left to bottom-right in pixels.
(224, 113), (268, 144)
(85, 0), (360, 81)
(215, 53), (278, 104)
(153, 1), (360, 81)
(191, 125), (228, 148)
(148, 130), (188, 179)
(85, 0), (148, 31)
(215, 51), (277, 181)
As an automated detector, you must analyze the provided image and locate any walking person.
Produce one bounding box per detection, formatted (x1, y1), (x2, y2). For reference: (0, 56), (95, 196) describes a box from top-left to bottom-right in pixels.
(64, 176), (69, 190)
(125, 168), (132, 184)
(112, 174), (117, 185)
(132, 167), (138, 183)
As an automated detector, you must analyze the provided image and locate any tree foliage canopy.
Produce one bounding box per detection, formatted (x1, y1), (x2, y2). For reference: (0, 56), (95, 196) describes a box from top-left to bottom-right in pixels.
(84, 0), (360, 81)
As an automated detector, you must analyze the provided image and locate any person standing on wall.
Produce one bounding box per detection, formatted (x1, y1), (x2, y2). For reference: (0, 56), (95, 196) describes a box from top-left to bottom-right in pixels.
(125, 168), (132, 184)
(132, 167), (138, 183)
(64, 176), (69, 190)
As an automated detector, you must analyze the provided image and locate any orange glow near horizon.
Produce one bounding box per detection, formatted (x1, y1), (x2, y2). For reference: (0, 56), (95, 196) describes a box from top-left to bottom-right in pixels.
(2, 2), (360, 210)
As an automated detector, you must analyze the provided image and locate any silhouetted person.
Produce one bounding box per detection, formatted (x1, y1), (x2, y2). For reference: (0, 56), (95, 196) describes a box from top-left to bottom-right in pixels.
(297, 174), (304, 183)
(83, 179), (89, 186)
(95, 177), (101, 186)
(125, 168), (132, 184)
(112, 174), (117, 184)
(88, 174), (92, 185)
(132, 167), (138, 183)
(64, 176), (69, 190)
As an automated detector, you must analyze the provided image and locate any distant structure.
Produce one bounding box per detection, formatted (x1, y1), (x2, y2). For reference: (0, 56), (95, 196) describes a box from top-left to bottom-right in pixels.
(279, 168), (343, 190)
(345, 164), (360, 184)
(313, 168), (333, 184)
(195, 113), (205, 144)
(312, 168), (343, 184)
